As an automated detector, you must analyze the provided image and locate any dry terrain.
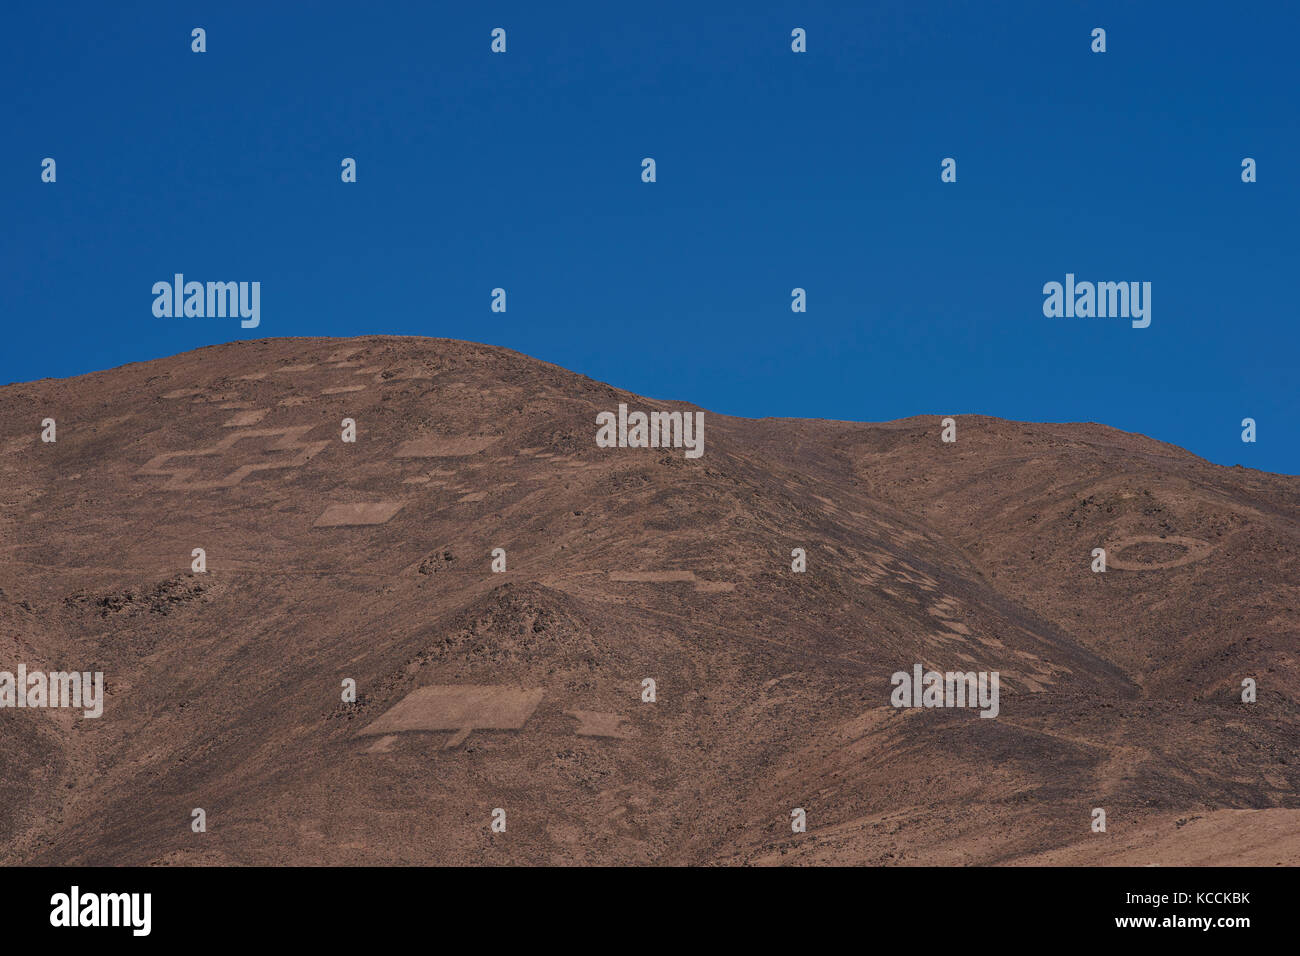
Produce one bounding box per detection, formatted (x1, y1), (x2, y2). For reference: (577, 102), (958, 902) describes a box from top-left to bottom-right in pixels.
(1, 336), (1296, 865)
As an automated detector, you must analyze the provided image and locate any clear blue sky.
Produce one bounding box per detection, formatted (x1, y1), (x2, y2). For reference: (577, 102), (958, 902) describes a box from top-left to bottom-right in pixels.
(5, 1), (1297, 472)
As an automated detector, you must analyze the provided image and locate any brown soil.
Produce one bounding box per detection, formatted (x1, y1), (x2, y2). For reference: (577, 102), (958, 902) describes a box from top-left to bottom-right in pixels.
(0, 335), (1296, 865)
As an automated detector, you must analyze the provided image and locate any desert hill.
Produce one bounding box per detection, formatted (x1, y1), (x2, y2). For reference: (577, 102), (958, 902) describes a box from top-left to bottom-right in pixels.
(0, 336), (1296, 865)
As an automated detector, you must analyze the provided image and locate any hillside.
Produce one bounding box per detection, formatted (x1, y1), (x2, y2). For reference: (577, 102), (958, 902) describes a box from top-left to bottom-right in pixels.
(1, 336), (1296, 865)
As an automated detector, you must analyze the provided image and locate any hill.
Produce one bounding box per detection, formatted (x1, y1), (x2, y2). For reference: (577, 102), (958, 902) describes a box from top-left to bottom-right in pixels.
(1, 336), (1296, 865)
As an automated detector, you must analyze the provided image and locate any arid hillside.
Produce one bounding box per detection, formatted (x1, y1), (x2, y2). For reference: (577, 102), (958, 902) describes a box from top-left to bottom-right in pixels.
(1, 336), (1296, 865)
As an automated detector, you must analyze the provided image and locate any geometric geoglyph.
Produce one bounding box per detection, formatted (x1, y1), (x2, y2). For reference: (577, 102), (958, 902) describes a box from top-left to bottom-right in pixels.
(565, 710), (634, 739)
(609, 570), (698, 583)
(358, 685), (544, 748)
(395, 436), (497, 458)
(136, 425), (329, 491)
(609, 570), (736, 592)
(313, 502), (404, 526)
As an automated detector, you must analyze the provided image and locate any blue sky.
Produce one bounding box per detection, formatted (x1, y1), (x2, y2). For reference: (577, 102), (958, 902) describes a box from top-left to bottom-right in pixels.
(5, 1), (1297, 472)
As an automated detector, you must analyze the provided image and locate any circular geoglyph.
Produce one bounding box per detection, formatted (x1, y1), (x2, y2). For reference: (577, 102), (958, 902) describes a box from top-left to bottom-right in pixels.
(1104, 535), (1215, 571)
